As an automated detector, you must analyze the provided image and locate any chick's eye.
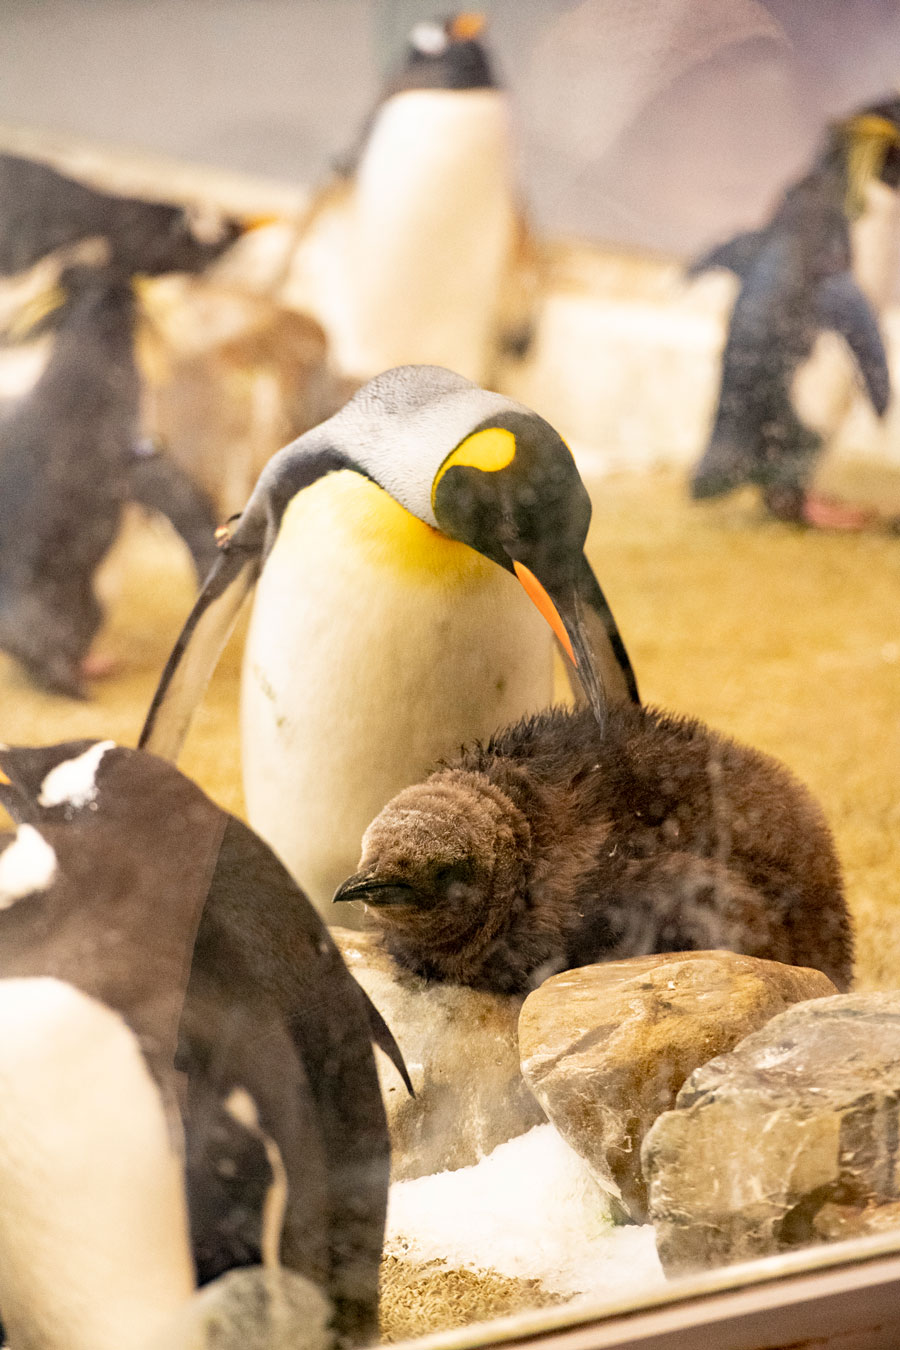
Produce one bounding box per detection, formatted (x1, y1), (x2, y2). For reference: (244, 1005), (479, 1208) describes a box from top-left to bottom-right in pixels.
(434, 861), (475, 895)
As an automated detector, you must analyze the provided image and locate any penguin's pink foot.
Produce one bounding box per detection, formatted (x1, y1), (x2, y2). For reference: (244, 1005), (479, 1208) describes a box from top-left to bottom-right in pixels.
(80, 650), (120, 680)
(801, 493), (878, 531)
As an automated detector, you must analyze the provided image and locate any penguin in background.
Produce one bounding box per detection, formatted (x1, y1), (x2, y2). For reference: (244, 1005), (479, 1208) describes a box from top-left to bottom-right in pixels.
(335, 700), (852, 995)
(0, 150), (244, 279)
(0, 739), (409, 1349)
(0, 264), (221, 698)
(286, 14), (537, 384)
(140, 365), (639, 919)
(688, 100), (900, 525)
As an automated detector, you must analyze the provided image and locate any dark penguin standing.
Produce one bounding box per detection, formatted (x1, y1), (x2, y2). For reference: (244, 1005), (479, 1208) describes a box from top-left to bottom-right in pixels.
(0, 264), (220, 697)
(0, 151), (243, 278)
(335, 702), (852, 994)
(0, 739), (409, 1349)
(689, 101), (900, 523)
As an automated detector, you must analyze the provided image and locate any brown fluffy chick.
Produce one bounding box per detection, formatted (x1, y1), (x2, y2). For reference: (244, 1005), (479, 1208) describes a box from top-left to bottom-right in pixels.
(334, 703), (852, 994)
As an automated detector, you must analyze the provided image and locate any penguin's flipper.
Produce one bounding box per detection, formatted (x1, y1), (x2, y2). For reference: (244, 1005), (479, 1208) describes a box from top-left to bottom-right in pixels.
(817, 272), (891, 416)
(139, 545), (259, 761)
(562, 554), (639, 709)
(686, 228), (766, 279)
(361, 991), (414, 1097)
(128, 448), (219, 581)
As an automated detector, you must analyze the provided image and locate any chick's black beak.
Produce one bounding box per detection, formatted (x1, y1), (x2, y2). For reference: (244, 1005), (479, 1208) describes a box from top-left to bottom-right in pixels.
(512, 561), (609, 730)
(333, 874), (418, 908)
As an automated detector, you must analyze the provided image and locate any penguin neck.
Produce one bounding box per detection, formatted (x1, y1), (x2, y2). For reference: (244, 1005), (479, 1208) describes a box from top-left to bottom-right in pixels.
(278, 469), (496, 587)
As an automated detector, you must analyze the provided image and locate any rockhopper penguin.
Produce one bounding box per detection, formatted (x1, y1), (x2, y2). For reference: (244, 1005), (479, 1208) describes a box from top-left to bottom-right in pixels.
(0, 265), (221, 698)
(689, 100), (900, 524)
(140, 365), (638, 916)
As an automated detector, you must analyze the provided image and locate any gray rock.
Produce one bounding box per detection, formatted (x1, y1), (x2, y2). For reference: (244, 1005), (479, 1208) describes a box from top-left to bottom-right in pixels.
(519, 951), (837, 1221)
(149, 1268), (333, 1350)
(643, 991), (900, 1275)
(334, 929), (544, 1180)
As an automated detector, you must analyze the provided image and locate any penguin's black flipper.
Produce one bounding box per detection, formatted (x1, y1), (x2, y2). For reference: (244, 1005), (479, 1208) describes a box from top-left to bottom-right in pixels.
(139, 542), (260, 761)
(817, 271), (891, 416)
(687, 228), (767, 280)
(0, 780), (35, 825)
(563, 554), (639, 709)
(361, 991), (414, 1097)
(201, 814), (395, 1346)
(128, 447), (219, 581)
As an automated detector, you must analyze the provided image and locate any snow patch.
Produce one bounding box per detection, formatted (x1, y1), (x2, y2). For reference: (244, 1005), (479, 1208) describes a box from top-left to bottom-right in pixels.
(386, 1125), (664, 1300)
(38, 742), (115, 810)
(0, 826), (57, 906)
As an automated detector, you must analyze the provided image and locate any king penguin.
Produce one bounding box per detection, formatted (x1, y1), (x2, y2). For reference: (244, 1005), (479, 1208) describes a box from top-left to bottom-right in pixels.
(689, 99), (900, 523)
(0, 738), (408, 1348)
(140, 365), (639, 918)
(287, 14), (531, 384)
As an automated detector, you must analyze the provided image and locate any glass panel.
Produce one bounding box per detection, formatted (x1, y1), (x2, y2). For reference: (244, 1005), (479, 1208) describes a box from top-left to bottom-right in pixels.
(0, 4), (898, 1348)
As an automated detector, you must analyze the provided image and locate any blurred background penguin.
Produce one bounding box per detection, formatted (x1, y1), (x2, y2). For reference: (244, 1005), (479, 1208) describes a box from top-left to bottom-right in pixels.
(284, 11), (539, 386)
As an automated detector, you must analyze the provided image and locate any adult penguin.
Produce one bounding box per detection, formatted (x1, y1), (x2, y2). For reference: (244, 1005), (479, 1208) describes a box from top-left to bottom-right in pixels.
(287, 14), (532, 383)
(140, 365), (639, 917)
(0, 150), (244, 278)
(0, 738), (407, 1349)
(0, 264), (220, 697)
(688, 100), (900, 524)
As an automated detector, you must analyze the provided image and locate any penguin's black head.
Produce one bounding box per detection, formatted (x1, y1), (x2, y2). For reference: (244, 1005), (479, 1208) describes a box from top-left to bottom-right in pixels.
(395, 13), (497, 92)
(431, 411), (606, 712)
(0, 739), (211, 827)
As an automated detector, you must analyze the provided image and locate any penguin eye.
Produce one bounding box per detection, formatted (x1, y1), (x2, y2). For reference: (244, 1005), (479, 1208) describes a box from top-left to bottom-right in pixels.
(433, 861), (476, 899)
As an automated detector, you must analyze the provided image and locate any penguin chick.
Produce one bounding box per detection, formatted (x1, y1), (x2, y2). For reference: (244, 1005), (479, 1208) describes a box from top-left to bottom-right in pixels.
(0, 264), (218, 696)
(336, 703), (852, 994)
(689, 99), (899, 523)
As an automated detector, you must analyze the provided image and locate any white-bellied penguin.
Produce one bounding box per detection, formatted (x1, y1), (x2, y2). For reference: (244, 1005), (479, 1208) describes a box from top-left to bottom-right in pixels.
(689, 98), (900, 525)
(287, 14), (531, 383)
(0, 738), (409, 1348)
(140, 365), (639, 917)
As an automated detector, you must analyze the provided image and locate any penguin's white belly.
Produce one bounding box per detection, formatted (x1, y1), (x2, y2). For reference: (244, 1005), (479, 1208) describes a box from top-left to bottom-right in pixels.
(337, 89), (517, 382)
(241, 473), (554, 914)
(0, 978), (194, 1350)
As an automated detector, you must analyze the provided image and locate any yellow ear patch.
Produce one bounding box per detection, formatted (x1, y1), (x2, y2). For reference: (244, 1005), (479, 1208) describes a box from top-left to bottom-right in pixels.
(432, 427), (516, 506)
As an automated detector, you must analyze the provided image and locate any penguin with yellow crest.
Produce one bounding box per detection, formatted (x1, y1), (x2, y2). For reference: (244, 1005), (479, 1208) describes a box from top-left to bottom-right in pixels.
(689, 97), (900, 525)
(141, 365), (638, 917)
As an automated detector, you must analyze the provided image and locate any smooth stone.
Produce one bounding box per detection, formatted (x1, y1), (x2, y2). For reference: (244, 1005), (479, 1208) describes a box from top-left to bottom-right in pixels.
(334, 929), (544, 1180)
(519, 951), (837, 1220)
(643, 991), (900, 1275)
(149, 1268), (333, 1350)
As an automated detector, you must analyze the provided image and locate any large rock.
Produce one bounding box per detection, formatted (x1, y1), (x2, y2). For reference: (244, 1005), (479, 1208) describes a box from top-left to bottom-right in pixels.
(644, 991), (900, 1275)
(334, 930), (544, 1180)
(519, 952), (836, 1221)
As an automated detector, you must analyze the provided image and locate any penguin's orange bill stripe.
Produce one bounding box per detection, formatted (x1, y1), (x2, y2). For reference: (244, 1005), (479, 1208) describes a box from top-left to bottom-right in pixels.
(450, 12), (486, 39)
(0, 769), (8, 785)
(512, 561), (575, 663)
